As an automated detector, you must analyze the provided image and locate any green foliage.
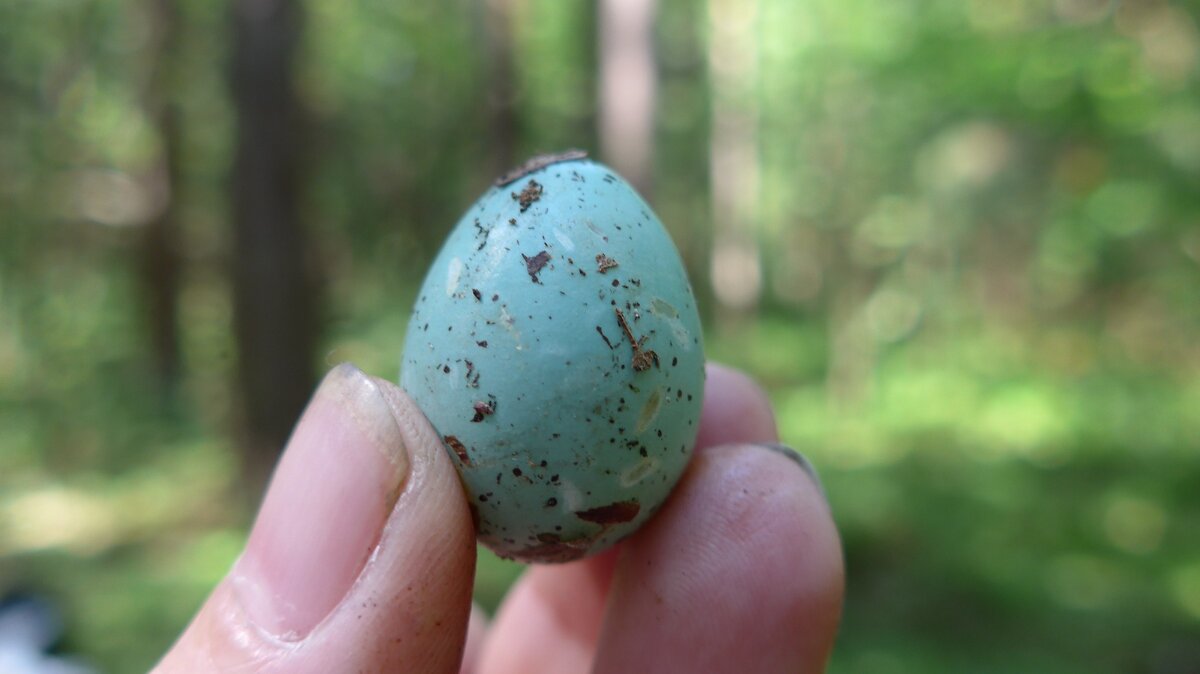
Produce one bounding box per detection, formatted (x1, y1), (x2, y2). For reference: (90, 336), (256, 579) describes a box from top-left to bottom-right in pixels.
(2, 0), (1199, 672)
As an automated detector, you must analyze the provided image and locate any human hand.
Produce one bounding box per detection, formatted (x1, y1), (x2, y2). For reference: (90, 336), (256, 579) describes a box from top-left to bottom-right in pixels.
(153, 363), (843, 673)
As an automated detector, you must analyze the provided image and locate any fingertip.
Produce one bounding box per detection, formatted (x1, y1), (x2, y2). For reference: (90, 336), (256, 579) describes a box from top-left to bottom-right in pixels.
(755, 442), (828, 502)
(476, 549), (619, 674)
(697, 363), (780, 448)
(595, 442), (843, 674)
(460, 604), (489, 674)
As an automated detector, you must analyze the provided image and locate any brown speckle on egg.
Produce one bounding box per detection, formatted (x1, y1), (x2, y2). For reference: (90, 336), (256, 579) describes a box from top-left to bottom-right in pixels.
(445, 435), (472, 467)
(522, 250), (551, 283)
(495, 149), (588, 186)
(512, 180), (544, 212)
(575, 500), (641, 524)
(596, 253), (619, 273)
(471, 399), (495, 422)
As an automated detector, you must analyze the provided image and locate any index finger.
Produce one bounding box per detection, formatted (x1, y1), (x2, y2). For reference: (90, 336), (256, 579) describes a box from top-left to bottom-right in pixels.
(592, 441), (844, 673)
(475, 364), (843, 674)
(589, 364), (843, 672)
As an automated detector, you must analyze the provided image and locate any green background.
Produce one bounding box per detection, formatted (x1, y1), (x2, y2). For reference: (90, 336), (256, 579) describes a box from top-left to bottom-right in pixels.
(2, 0), (1199, 671)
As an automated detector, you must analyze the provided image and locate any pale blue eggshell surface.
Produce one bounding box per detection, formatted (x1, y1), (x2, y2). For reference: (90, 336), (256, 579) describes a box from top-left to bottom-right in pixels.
(400, 155), (705, 563)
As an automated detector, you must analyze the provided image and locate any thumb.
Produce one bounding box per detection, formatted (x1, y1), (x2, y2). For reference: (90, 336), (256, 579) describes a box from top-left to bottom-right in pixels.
(154, 364), (476, 674)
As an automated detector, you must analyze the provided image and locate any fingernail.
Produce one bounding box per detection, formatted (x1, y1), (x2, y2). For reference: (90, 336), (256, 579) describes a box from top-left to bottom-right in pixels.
(756, 443), (826, 501)
(232, 363), (410, 640)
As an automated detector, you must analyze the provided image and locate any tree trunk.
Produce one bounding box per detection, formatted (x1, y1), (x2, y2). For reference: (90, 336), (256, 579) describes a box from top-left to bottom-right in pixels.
(483, 0), (519, 177)
(598, 0), (658, 200)
(707, 0), (762, 327)
(140, 0), (182, 393)
(229, 0), (316, 488)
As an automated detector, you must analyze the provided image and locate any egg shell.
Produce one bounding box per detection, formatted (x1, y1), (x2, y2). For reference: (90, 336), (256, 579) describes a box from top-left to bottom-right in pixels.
(400, 155), (705, 563)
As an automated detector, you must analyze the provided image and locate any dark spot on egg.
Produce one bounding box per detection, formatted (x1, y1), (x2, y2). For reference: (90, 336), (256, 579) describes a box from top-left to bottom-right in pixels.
(444, 435), (472, 467)
(495, 149), (588, 186)
(513, 533), (593, 563)
(522, 250), (551, 283)
(512, 180), (544, 212)
(596, 325), (615, 349)
(596, 253), (619, 273)
(471, 399), (495, 422)
(575, 500), (641, 525)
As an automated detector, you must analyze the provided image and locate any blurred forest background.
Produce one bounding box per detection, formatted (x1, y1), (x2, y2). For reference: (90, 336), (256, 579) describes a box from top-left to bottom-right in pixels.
(2, 0), (1199, 671)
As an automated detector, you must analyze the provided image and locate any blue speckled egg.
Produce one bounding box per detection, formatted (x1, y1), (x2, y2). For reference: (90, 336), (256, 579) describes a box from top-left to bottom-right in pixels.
(400, 152), (705, 563)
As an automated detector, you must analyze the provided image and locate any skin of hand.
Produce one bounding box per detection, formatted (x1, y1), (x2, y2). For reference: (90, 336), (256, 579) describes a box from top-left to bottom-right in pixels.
(153, 363), (844, 674)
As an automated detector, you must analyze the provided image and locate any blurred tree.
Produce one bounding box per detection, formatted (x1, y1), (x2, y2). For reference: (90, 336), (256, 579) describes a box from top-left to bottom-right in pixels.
(139, 0), (183, 393)
(482, 0), (519, 176)
(599, 0), (658, 199)
(654, 0), (713, 314)
(707, 0), (762, 324)
(511, 0), (599, 155)
(229, 0), (317, 487)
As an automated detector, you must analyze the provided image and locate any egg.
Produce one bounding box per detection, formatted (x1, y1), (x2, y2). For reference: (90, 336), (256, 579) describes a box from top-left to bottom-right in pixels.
(400, 151), (705, 563)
